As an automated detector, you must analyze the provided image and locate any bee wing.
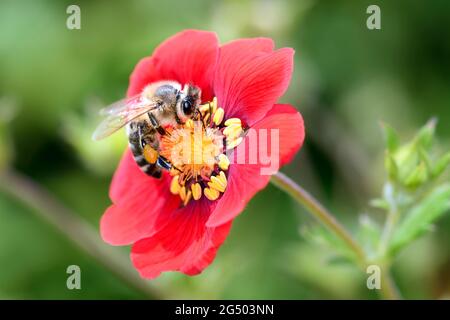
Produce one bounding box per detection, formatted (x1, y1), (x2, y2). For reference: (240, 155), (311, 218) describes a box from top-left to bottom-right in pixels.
(92, 95), (159, 141)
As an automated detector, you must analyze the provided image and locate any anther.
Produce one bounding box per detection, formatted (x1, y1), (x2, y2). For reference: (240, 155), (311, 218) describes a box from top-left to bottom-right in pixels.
(179, 186), (187, 201)
(204, 187), (220, 201)
(218, 154), (230, 171)
(226, 136), (243, 150)
(208, 173), (227, 193)
(211, 97), (218, 113)
(213, 108), (225, 126)
(223, 124), (242, 139)
(170, 175), (181, 194)
(224, 118), (241, 127)
(183, 190), (192, 206)
(191, 183), (202, 200)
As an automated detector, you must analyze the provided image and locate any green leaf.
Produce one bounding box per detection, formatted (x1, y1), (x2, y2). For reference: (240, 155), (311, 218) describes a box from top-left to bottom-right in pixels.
(389, 184), (450, 255)
(301, 225), (359, 263)
(356, 215), (381, 259)
(369, 198), (390, 210)
(381, 122), (400, 152)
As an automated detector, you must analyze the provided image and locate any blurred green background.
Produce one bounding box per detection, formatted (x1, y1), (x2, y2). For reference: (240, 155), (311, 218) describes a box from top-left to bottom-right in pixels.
(0, 0), (449, 299)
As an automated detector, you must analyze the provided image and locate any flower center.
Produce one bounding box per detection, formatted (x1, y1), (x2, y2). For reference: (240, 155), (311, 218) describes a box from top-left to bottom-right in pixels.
(161, 97), (244, 205)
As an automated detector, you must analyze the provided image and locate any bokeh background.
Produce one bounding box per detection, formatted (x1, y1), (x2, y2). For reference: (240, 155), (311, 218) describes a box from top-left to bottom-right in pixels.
(0, 0), (449, 299)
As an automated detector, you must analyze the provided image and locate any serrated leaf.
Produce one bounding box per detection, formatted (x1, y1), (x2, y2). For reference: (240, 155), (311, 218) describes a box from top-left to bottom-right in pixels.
(389, 184), (450, 255)
(356, 215), (382, 259)
(301, 225), (358, 263)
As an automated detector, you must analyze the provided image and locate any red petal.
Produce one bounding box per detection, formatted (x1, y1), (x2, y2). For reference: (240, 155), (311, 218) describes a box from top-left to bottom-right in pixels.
(127, 30), (219, 100)
(130, 199), (232, 279)
(260, 104), (305, 166)
(206, 104), (305, 227)
(214, 38), (294, 126)
(101, 150), (180, 245)
(127, 57), (162, 97)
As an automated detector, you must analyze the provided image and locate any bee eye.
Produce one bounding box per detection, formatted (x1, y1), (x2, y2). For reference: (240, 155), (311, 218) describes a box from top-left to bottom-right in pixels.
(182, 99), (193, 116)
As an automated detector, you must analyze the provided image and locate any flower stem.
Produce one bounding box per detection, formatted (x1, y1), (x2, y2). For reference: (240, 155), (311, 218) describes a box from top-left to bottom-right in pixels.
(380, 266), (401, 300)
(271, 172), (366, 264)
(0, 169), (165, 299)
(271, 172), (403, 299)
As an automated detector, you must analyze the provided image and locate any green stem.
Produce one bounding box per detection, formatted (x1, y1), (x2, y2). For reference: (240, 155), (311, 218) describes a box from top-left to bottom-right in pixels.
(271, 172), (366, 265)
(0, 169), (165, 299)
(271, 172), (402, 299)
(380, 266), (401, 300)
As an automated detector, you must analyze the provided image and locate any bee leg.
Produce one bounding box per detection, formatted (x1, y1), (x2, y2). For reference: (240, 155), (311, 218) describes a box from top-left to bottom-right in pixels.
(148, 112), (167, 136)
(156, 156), (172, 171)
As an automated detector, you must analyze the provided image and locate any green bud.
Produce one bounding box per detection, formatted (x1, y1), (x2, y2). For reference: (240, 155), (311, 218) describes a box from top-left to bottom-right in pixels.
(381, 122), (400, 153)
(415, 117), (437, 150)
(404, 162), (428, 189)
(432, 152), (450, 179)
(384, 151), (399, 181)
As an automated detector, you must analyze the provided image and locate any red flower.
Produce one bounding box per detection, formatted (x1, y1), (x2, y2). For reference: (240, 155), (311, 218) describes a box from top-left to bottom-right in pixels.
(100, 30), (305, 279)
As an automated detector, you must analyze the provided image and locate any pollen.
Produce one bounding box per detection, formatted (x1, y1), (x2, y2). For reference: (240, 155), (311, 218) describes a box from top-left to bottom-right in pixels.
(143, 144), (159, 164)
(163, 97), (244, 205)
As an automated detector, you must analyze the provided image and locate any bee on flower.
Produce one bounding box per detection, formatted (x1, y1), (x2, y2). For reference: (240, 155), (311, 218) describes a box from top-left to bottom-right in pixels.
(96, 30), (305, 279)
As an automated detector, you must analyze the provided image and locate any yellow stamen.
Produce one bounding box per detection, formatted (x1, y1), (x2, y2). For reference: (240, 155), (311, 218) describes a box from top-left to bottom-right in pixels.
(204, 187), (220, 201)
(185, 119), (194, 129)
(203, 112), (210, 125)
(218, 154), (230, 171)
(179, 186), (187, 201)
(143, 144), (158, 164)
(226, 136), (243, 150)
(159, 96), (243, 205)
(191, 183), (202, 200)
(223, 124), (242, 138)
(211, 97), (218, 113)
(218, 171), (227, 186)
(183, 190), (192, 206)
(170, 175), (181, 194)
(208, 172), (227, 193)
(213, 107), (225, 126)
(224, 118), (241, 127)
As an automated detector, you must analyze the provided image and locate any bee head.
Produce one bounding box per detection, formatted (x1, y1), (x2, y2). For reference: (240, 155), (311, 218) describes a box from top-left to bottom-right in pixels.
(177, 84), (201, 122)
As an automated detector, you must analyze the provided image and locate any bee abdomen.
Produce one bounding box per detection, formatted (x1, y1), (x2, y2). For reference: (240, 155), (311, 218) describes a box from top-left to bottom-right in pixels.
(127, 122), (162, 178)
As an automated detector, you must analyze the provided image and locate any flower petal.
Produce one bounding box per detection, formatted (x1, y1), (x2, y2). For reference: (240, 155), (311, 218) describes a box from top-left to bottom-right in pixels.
(206, 104), (305, 227)
(151, 29), (219, 102)
(127, 30), (219, 100)
(214, 38), (294, 126)
(130, 199), (232, 279)
(101, 150), (180, 245)
(260, 104), (305, 167)
(127, 57), (162, 97)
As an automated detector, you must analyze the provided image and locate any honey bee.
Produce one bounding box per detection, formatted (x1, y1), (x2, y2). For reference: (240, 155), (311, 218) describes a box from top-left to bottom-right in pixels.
(92, 81), (201, 178)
